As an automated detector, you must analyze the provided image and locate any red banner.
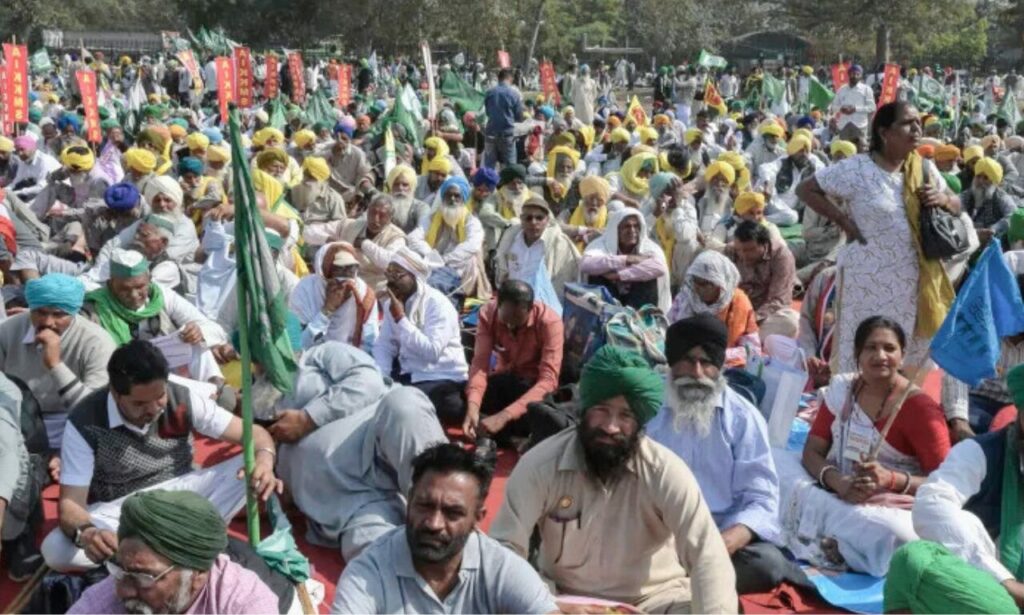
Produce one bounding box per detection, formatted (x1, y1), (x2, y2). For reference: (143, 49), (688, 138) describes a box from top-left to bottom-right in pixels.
(878, 63), (900, 108)
(176, 49), (203, 92)
(287, 52), (305, 105)
(831, 62), (850, 91)
(233, 46), (253, 108)
(264, 55), (279, 99)
(76, 70), (102, 143)
(3, 44), (29, 124)
(336, 64), (352, 109)
(0, 63), (7, 136)
(215, 56), (234, 123)
(497, 50), (511, 69)
(539, 61), (560, 106)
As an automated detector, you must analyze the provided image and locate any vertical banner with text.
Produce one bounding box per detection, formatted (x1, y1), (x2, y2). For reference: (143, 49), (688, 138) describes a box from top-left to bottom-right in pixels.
(420, 41), (436, 121)
(878, 63), (900, 108)
(76, 70), (102, 143)
(216, 56), (235, 123)
(233, 47), (254, 108)
(831, 62), (850, 91)
(287, 52), (305, 105)
(0, 62), (9, 136)
(337, 64), (352, 109)
(264, 55), (279, 100)
(3, 44), (29, 124)
(540, 60), (560, 106)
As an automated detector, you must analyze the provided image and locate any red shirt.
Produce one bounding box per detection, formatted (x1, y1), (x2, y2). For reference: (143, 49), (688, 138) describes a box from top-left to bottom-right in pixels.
(809, 392), (951, 474)
(465, 301), (564, 419)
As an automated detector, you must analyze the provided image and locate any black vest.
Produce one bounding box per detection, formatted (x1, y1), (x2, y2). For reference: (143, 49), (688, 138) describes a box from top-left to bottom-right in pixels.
(68, 381), (195, 503)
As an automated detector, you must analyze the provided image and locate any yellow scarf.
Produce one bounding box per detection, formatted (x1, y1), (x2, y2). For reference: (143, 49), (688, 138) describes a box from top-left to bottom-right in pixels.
(568, 204), (607, 250)
(620, 152), (658, 196)
(426, 207), (467, 247)
(902, 152), (954, 337)
(654, 216), (675, 271)
(497, 187), (527, 220)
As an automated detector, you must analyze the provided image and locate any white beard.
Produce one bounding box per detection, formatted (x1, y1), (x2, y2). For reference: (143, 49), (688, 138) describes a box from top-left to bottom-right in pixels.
(583, 209), (602, 226)
(972, 184), (995, 203)
(441, 205), (463, 227)
(667, 373), (726, 437)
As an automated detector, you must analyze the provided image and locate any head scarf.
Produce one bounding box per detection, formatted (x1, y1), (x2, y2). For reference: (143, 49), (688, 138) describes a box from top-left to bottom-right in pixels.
(389, 246), (431, 283)
(334, 118), (356, 137)
(734, 191), (766, 215)
(104, 182), (140, 211)
(118, 490), (227, 572)
(13, 135), (36, 153)
(579, 175), (612, 203)
(420, 137), (451, 174)
(386, 164), (417, 192)
(619, 152), (658, 195)
(256, 148), (289, 170)
(472, 166), (499, 189)
(974, 157), (1003, 185)
(759, 122), (784, 138)
(302, 156), (331, 182)
(26, 273), (85, 315)
(202, 127), (224, 145)
(60, 147), (95, 172)
(168, 124), (186, 140)
(57, 113), (82, 133)
(637, 126), (658, 144)
(425, 155), (452, 175)
(578, 346), (663, 426)
(648, 172), (676, 200)
(100, 117), (120, 131)
(124, 148), (157, 174)
(916, 144), (935, 159)
(786, 135), (811, 156)
(144, 175), (184, 208)
(206, 145), (230, 163)
(830, 140), (858, 158)
(610, 127), (631, 144)
(684, 128), (703, 145)
(672, 250), (741, 320)
(982, 135), (1002, 151)
(0, 136), (12, 153)
(703, 160), (736, 185)
(499, 164), (527, 186)
(546, 145), (581, 179)
(438, 176), (471, 202)
(962, 145), (984, 164)
(177, 156), (204, 176)
(293, 129), (317, 149)
(253, 127), (285, 147)
(186, 132), (210, 152)
(666, 313), (729, 369)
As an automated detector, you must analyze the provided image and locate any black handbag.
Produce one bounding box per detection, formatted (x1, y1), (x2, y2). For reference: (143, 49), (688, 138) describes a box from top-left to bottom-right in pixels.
(920, 204), (969, 259)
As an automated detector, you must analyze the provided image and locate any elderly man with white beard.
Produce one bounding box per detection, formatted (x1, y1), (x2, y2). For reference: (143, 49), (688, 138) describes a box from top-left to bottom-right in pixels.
(697, 161), (736, 247)
(647, 314), (810, 594)
(961, 157), (1018, 245)
(384, 164), (431, 234)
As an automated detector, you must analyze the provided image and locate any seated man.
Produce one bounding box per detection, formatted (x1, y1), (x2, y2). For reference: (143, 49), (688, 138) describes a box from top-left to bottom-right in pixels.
(478, 164), (529, 253)
(333, 443), (558, 614)
(341, 193), (408, 294)
(580, 208), (671, 312)
(648, 315), (809, 593)
(289, 242), (377, 352)
(82, 249), (229, 384)
(882, 365), (1024, 614)
(275, 365), (447, 560)
(409, 176), (490, 300)
(0, 274), (116, 449)
(374, 248), (468, 422)
(41, 340), (280, 572)
(560, 174), (611, 251)
(494, 195), (580, 297)
(756, 134), (823, 227)
(8, 135), (60, 204)
(463, 280), (563, 444)
(961, 157), (1017, 245)
(647, 173), (700, 291)
(490, 346), (737, 613)
(68, 490), (279, 614)
(327, 123), (374, 202)
(293, 155), (347, 252)
(729, 220), (798, 337)
(697, 161), (736, 242)
(0, 373), (44, 581)
(415, 155), (452, 205)
(384, 164), (431, 234)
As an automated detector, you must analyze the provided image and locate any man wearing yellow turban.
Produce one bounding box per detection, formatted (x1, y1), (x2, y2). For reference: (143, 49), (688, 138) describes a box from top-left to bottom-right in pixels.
(562, 175), (611, 249)
(981, 134), (1022, 188)
(327, 122), (374, 203)
(290, 156), (348, 254)
(829, 140), (857, 161)
(755, 133), (822, 227)
(699, 161), (736, 240)
(123, 147), (157, 196)
(748, 121), (785, 179)
(965, 157), (1017, 242)
(384, 163), (431, 234)
(616, 151), (658, 200)
(545, 145), (581, 205)
(584, 127), (630, 176)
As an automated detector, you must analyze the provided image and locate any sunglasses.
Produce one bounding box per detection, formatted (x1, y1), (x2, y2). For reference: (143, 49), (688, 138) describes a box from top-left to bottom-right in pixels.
(106, 560), (176, 589)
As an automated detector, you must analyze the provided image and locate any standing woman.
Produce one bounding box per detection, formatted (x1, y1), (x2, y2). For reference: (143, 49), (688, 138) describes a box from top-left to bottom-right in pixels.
(796, 101), (959, 374)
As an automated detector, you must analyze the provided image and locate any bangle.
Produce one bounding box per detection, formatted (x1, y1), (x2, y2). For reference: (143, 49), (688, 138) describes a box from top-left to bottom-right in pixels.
(887, 470), (897, 492)
(256, 447), (276, 460)
(900, 471), (913, 495)
(817, 464), (838, 489)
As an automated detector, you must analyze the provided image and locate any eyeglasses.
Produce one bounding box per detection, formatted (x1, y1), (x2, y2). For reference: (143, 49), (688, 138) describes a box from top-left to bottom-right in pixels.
(106, 560), (176, 589)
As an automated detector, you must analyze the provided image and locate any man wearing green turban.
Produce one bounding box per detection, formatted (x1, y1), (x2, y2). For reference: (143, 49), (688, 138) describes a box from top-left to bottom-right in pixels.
(886, 363), (1024, 613)
(66, 490), (280, 614)
(490, 345), (737, 613)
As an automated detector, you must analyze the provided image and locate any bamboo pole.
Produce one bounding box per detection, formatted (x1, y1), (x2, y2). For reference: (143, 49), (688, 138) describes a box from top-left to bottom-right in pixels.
(2, 563), (48, 614)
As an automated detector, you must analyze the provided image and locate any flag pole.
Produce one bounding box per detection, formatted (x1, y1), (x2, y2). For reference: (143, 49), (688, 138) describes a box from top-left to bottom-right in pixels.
(229, 107), (262, 546)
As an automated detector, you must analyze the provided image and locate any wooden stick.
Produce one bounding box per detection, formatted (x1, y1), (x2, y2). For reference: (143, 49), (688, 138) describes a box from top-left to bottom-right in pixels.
(3, 563), (48, 614)
(296, 580), (315, 614)
(866, 363), (930, 461)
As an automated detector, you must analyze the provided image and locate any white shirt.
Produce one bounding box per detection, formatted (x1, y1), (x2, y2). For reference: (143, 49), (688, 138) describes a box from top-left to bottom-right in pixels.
(60, 376), (233, 487)
(505, 233), (546, 284)
(10, 150), (61, 201)
(373, 283), (468, 384)
(830, 83), (876, 130)
(719, 74), (739, 99)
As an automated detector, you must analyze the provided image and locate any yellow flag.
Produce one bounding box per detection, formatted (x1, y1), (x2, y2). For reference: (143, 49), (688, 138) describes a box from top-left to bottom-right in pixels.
(627, 95), (649, 127)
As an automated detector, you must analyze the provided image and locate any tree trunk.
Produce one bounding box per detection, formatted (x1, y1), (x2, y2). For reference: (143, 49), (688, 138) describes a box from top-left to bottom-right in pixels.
(875, 22), (890, 66)
(525, 0), (545, 66)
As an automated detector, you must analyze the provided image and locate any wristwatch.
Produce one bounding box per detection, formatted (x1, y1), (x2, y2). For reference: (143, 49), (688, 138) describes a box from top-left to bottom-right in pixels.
(74, 523), (95, 548)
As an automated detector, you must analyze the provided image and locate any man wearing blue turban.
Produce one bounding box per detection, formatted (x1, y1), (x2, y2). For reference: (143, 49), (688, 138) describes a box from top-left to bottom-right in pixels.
(0, 273), (117, 450)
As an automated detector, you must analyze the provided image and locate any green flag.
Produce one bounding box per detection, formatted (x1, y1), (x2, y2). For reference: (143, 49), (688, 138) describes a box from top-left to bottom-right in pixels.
(304, 89), (335, 127)
(918, 74), (946, 107)
(268, 96), (288, 131)
(30, 49), (52, 74)
(808, 77), (834, 111)
(697, 49), (728, 70)
(440, 69), (485, 113)
(997, 90), (1022, 130)
(762, 73), (785, 105)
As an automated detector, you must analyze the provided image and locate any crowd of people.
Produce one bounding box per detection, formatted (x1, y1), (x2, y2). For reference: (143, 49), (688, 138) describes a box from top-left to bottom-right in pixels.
(0, 45), (1023, 614)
